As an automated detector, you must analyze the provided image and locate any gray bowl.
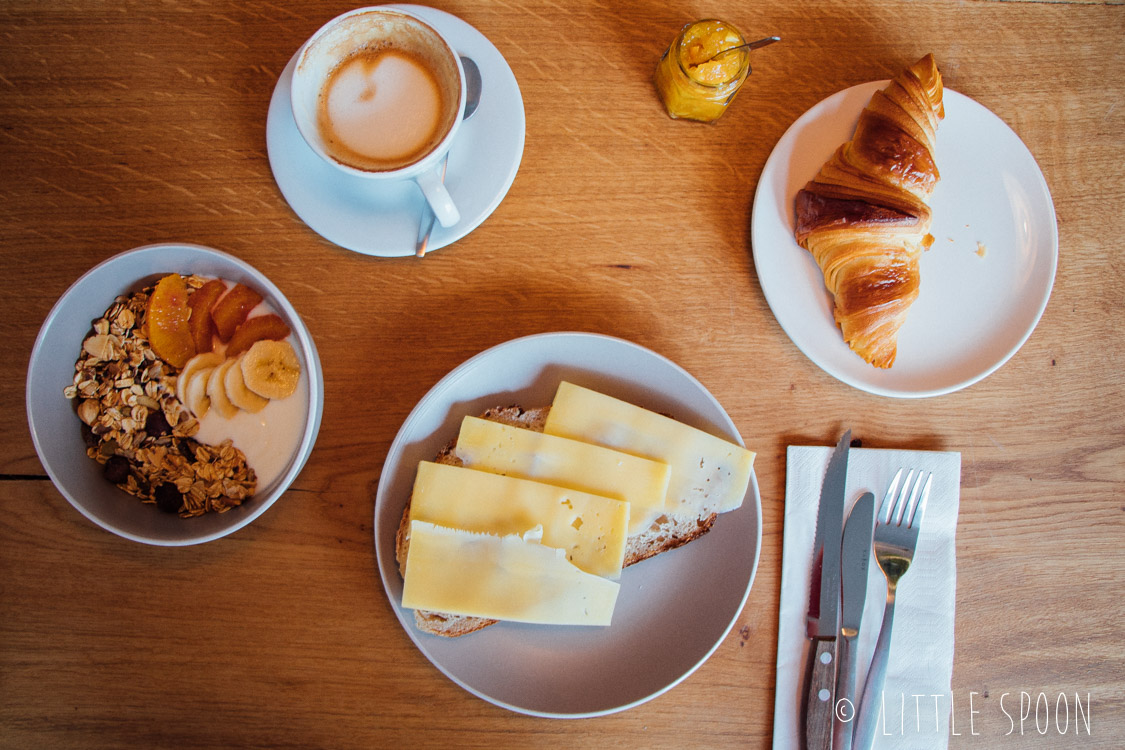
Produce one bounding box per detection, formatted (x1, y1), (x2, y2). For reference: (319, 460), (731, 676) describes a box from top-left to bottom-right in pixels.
(26, 243), (324, 545)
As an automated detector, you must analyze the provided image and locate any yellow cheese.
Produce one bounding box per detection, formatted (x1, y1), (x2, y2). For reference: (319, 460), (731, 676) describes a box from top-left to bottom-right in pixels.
(409, 461), (629, 579)
(402, 521), (620, 626)
(452, 416), (670, 536)
(543, 381), (755, 518)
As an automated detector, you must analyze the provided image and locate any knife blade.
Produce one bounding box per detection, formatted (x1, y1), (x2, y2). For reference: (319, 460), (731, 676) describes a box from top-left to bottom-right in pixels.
(803, 430), (851, 750)
(833, 491), (875, 750)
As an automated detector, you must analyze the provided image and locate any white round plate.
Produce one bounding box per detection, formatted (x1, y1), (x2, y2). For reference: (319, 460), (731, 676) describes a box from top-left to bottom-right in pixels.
(751, 83), (1058, 398)
(373, 333), (762, 718)
(266, 5), (525, 257)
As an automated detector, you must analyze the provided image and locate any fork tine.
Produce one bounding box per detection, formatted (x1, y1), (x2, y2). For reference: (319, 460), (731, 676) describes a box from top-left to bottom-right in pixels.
(892, 469), (916, 525)
(906, 472), (933, 528)
(879, 468), (904, 524)
(897, 470), (921, 526)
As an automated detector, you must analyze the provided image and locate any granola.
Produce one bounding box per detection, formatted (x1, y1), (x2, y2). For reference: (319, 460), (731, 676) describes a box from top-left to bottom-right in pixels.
(64, 279), (257, 516)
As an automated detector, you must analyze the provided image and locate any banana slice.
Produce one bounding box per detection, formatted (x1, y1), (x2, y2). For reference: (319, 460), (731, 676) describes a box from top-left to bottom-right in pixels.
(176, 352), (223, 406)
(241, 340), (301, 400)
(207, 358), (241, 419)
(183, 365), (215, 418)
(225, 354), (269, 413)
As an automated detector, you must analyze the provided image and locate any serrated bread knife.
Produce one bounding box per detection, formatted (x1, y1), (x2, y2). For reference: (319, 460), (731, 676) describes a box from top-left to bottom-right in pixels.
(832, 490), (875, 750)
(802, 430), (851, 750)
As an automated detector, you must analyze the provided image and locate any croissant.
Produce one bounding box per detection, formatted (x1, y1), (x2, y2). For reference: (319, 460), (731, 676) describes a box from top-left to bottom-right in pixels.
(794, 54), (944, 368)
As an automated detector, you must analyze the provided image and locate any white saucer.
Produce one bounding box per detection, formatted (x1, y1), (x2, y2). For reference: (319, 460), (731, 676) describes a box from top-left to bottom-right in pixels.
(266, 5), (525, 257)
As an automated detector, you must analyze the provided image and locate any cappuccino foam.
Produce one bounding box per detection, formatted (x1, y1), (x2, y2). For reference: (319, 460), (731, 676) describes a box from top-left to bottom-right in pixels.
(317, 48), (445, 171)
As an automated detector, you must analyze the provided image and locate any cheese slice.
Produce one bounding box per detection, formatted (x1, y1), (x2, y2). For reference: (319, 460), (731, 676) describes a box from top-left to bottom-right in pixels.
(452, 415), (670, 536)
(409, 461), (629, 579)
(402, 521), (620, 626)
(543, 381), (755, 519)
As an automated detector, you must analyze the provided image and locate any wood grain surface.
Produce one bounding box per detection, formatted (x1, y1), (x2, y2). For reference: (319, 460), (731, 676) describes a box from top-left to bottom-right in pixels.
(2, 0), (1123, 747)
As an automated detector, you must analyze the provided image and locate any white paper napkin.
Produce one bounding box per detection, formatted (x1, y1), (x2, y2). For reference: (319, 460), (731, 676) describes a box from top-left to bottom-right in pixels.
(773, 446), (961, 750)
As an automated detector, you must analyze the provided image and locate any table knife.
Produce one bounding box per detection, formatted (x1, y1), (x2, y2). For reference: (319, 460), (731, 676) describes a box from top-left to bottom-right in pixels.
(803, 430), (851, 750)
(832, 490), (875, 750)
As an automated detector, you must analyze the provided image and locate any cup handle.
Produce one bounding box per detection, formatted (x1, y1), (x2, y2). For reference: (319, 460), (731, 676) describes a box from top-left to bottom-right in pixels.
(414, 164), (460, 228)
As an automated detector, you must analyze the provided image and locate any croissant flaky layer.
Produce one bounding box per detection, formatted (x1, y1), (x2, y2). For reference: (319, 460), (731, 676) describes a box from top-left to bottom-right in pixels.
(795, 54), (944, 368)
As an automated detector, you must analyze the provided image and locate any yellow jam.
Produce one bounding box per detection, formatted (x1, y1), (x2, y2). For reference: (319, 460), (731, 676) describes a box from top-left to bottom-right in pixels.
(654, 20), (750, 122)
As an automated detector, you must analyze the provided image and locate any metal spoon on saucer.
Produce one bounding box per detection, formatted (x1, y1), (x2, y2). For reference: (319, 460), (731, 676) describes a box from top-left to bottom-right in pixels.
(416, 55), (483, 258)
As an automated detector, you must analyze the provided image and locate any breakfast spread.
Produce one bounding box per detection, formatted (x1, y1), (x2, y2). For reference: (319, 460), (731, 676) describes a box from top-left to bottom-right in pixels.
(15, 0), (1075, 724)
(64, 274), (305, 516)
(396, 382), (756, 636)
(794, 54), (945, 368)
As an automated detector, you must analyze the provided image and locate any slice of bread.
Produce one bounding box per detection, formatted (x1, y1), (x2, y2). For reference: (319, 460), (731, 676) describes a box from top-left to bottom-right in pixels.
(395, 404), (718, 637)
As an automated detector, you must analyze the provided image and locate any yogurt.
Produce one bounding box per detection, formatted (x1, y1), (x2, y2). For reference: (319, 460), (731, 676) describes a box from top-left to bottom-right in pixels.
(194, 353), (308, 492)
(180, 281), (310, 496)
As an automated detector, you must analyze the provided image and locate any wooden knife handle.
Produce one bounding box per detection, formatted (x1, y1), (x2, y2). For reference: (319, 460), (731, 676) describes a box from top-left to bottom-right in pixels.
(803, 639), (837, 750)
(833, 634), (858, 750)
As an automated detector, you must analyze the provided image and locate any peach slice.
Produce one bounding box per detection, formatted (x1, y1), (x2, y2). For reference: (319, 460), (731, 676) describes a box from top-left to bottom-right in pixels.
(187, 279), (226, 354)
(225, 314), (291, 357)
(211, 283), (263, 342)
(146, 274), (196, 369)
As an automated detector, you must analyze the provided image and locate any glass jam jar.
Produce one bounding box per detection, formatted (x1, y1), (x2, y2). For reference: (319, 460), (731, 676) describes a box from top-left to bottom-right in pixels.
(654, 19), (751, 122)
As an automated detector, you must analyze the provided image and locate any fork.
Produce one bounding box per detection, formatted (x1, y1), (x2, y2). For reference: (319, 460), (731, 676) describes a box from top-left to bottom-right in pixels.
(851, 468), (932, 750)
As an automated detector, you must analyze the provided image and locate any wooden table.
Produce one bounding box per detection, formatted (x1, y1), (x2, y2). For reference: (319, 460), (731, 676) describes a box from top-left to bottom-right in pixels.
(2, 1), (1123, 747)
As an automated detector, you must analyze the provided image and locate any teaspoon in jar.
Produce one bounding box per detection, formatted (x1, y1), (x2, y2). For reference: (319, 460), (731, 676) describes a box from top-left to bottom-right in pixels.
(703, 35), (781, 63)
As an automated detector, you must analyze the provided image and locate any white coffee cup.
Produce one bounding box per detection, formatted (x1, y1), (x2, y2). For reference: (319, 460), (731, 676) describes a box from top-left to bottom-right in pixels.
(291, 7), (465, 227)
